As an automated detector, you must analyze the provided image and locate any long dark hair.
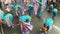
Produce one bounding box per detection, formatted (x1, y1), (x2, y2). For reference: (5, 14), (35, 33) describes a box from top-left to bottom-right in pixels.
(44, 24), (49, 31)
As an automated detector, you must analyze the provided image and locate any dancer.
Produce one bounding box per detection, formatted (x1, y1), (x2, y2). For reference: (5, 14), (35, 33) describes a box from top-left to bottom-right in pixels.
(40, 18), (53, 34)
(3, 11), (13, 27)
(20, 15), (33, 34)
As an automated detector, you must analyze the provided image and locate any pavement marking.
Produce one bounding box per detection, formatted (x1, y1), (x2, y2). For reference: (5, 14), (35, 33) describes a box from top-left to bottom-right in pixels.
(53, 25), (60, 34)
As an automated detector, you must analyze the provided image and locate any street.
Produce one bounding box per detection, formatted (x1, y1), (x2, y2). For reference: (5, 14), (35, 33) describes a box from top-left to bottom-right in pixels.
(1, 11), (60, 34)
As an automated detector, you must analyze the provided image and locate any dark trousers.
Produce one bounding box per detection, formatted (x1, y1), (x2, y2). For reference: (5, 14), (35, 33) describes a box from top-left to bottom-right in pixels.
(0, 2), (2, 9)
(28, 10), (33, 16)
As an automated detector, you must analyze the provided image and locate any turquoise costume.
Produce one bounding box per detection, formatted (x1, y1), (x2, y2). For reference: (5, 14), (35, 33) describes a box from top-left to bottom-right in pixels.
(20, 15), (31, 24)
(12, 4), (22, 17)
(52, 8), (58, 17)
(50, 4), (53, 9)
(37, 1), (42, 16)
(27, 4), (33, 16)
(3, 13), (13, 27)
(0, 9), (4, 19)
(44, 18), (53, 27)
(13, 4), (22, 10)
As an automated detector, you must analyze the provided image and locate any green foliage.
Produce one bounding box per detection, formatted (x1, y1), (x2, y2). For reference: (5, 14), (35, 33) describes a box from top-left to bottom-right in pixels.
(13, 32), (18, 34)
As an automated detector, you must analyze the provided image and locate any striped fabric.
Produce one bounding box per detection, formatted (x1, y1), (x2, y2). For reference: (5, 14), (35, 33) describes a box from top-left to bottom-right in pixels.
(22, 6), (26, 15)
(24, 0), (30, 3)
(22, 24), (30, 32)
(34, 2), (39, 15)
(41, 0), (47, 11)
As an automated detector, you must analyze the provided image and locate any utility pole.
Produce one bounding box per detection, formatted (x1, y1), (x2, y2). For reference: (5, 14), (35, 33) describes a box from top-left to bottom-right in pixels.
(1, 24), (4, 34)
(1, 0), (5, 11)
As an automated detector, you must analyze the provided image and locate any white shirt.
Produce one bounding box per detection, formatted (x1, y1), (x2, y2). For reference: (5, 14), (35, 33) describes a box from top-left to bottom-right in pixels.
(4, 0), (12, 4)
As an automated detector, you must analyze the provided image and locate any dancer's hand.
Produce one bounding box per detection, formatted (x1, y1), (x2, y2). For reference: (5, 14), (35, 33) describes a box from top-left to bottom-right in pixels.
(0, 18), (4, 23)
(41, 27), (47, 33)
(12, 24), (15, 28)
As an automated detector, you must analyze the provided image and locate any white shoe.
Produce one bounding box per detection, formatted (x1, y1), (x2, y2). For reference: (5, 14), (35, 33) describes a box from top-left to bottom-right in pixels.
(40, 29), (42, 31)
(42, 33), (44, 34)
